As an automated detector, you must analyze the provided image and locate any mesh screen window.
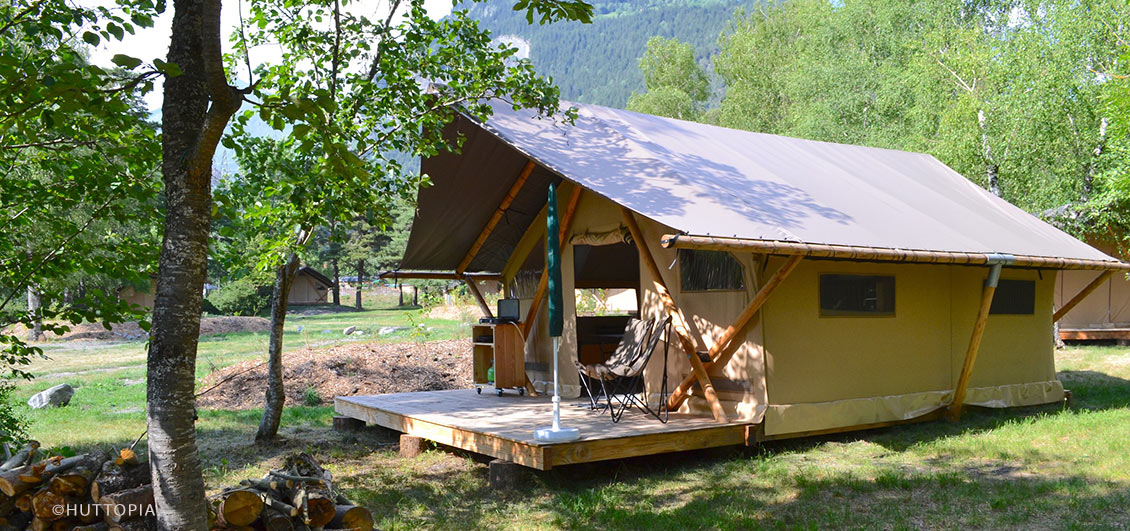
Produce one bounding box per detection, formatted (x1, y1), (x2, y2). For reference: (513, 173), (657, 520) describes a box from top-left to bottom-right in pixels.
(989, 279), (1036, 315)
(678, 250), (745, 292)
(819, 274), (895, 316)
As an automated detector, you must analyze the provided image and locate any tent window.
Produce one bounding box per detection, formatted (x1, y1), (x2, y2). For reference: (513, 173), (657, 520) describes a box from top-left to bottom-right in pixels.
(679, 250), (745, 292)
(990, 280), (1035, 315)
(820, 274), (895, 316)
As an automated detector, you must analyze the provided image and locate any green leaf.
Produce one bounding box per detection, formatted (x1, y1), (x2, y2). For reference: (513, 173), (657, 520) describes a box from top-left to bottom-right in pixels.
(82, 31), (100, 46)
(111, 54), (143, 69)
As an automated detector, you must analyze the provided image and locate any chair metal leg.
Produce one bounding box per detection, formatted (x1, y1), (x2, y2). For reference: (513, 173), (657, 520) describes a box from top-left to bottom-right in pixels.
(577, 369), (598, 410)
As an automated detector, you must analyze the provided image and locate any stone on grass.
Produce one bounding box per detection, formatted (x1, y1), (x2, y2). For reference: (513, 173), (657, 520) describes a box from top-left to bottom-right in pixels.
(27, 383), (74, 409)
(343, 326), (357, 336)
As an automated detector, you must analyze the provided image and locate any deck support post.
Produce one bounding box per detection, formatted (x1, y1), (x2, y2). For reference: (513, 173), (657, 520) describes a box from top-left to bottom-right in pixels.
(332, 416), (366, 432)
(947, 263), (1003, 422)
(464, 277), (494, 318)
(456, 161), (536, 276)
(620, 207), (728, 423)
(667, 254), (803, 411)
(488, 459), (524, 489)
(399, 435), (427, 458)
(1053, 270), (1113, 323)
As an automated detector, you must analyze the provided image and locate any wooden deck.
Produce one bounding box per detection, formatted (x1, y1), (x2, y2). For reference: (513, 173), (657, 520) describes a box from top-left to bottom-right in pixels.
(1060, 328), (1130, 340)
(334, 389), (752, 470)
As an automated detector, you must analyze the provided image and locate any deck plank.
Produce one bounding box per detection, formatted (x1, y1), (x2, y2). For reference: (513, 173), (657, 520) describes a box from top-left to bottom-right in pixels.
(335, 389), (751, 469)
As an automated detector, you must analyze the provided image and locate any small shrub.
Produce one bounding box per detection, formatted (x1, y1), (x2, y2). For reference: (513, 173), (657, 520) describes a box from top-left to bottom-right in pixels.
(0, 382), (28, 445)
(207, 276), (272, 316)
(302, 386), (321, 406)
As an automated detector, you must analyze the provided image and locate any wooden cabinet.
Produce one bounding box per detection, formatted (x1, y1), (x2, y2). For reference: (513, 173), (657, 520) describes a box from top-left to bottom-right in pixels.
(472, 323), (526, 391)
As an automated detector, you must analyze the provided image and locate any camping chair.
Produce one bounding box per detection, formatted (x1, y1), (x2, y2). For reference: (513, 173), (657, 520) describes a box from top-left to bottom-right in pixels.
(575, 316), (672, 423)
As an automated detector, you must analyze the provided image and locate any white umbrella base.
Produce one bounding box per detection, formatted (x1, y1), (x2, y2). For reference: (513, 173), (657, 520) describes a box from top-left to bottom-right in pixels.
(534, 425), (580, 442)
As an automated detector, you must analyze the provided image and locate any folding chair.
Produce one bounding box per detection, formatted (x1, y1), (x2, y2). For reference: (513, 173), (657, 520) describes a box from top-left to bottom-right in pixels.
(575, 316), (671, 423)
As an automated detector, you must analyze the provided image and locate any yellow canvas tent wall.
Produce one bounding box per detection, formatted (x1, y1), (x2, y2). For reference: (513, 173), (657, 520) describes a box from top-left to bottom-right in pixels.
(392, 100), (1129, 438)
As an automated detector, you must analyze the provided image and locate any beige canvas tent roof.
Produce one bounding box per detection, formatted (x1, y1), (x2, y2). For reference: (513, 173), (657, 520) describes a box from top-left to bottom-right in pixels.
(403, 100), (1126, 274)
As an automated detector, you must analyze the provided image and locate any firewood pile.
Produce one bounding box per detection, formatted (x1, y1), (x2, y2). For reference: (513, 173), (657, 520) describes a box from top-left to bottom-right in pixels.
(0, 442), (371, 531)
(0, 442), (152, 531)
(219, 453), (373, 531)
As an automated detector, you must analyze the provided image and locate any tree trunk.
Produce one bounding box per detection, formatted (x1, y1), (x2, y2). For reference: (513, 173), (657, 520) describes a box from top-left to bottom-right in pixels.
(26, 284), (41, 341)
(978, 109), (1002, 198)
(256, 252), (301, 442)
(355, 260), (364, 310)
(331, 259), (340, 306)
(148, 0), (243, 526)
(1083, 116), (1108, 200)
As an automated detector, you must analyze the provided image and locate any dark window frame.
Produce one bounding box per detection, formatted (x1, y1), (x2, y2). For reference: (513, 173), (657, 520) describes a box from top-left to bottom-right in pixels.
(819, 274), (896, 317)
(678, 249), (746, 292)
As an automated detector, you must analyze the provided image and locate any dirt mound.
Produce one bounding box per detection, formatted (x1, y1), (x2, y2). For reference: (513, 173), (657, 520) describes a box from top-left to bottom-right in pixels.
(6, 316), (270, 342)
(197, 339), (472, 409)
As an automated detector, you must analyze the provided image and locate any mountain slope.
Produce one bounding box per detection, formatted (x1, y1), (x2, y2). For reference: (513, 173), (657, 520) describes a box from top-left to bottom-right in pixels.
(465, 0), (757, 108)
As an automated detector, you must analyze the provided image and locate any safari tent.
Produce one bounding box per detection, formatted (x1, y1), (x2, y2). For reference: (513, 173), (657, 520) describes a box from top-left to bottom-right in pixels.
(288, 267), (334, 305)
(1053, 237), (1130, 341)
(335, 100), (1130, 468)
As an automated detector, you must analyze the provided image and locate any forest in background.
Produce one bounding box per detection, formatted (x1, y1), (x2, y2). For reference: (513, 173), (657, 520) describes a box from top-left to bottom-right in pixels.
(620, 0), (1130, 244)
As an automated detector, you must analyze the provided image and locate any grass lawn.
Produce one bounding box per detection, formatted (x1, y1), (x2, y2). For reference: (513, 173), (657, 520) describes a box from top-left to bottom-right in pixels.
(11, 301), (1130, 528)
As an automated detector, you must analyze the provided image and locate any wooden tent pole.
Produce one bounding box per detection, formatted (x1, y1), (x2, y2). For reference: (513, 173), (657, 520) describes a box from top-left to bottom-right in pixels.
(456, 160), (536, 275)
(947, 264), (1002, 422)
(620, 207), (728, 423)
(666, 254), (803, 411)
(519, 185), (582, 338)
(1053, 270), (1113, 322)
(464, 277), (493, 318)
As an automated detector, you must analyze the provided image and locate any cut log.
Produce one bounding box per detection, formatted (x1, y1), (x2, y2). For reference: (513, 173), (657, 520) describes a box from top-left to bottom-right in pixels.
(74, 523), (108, 531)
(31, 488), (68, 521)
(14, 492), (31, 511)
(259, 507), (296, 531)
(210, 488), (263, 527)
(98, 484), (153, 524)
(0, 453), (98, 497)
(0, 441), (39, 471)
(240, 476), (283, 492)
(48, 452), (105, 497)
(329, 505), (374, 531)
(113, 449), (137, 467)
(50, 517), (78, 531)
(262, 495), (298, 518)
(0, 511), (31, 531)
(90, 461), (149, 501)
(279, 453), (336, 527)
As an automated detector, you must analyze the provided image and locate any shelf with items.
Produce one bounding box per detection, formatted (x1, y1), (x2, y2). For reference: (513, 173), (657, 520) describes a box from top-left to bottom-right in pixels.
(471, 322), (526, 395)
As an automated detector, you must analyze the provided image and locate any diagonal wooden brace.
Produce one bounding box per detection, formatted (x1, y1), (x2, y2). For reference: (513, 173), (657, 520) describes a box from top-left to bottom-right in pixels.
(620, 207), (728, 423)
(667, 254), (803, 411)
(1053, 270), (1113, 322)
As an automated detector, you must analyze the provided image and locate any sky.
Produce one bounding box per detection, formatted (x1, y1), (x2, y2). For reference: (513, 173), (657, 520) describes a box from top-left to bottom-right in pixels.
(86, 0), (457, 112)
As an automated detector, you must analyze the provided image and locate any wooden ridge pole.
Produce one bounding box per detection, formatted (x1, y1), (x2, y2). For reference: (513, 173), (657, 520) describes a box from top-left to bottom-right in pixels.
(1053, 270), (1113, 322)
(456, 160), (537, 275)
(947, 264), (1002, 422)
(620, 207), (728, 423)
(667, 254), (803, 411)
(464, 277), (493, 318)
(519, 184), (582, 338)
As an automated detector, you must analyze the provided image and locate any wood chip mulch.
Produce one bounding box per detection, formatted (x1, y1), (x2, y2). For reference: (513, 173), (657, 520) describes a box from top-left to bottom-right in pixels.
(196, 339), (472, 410)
